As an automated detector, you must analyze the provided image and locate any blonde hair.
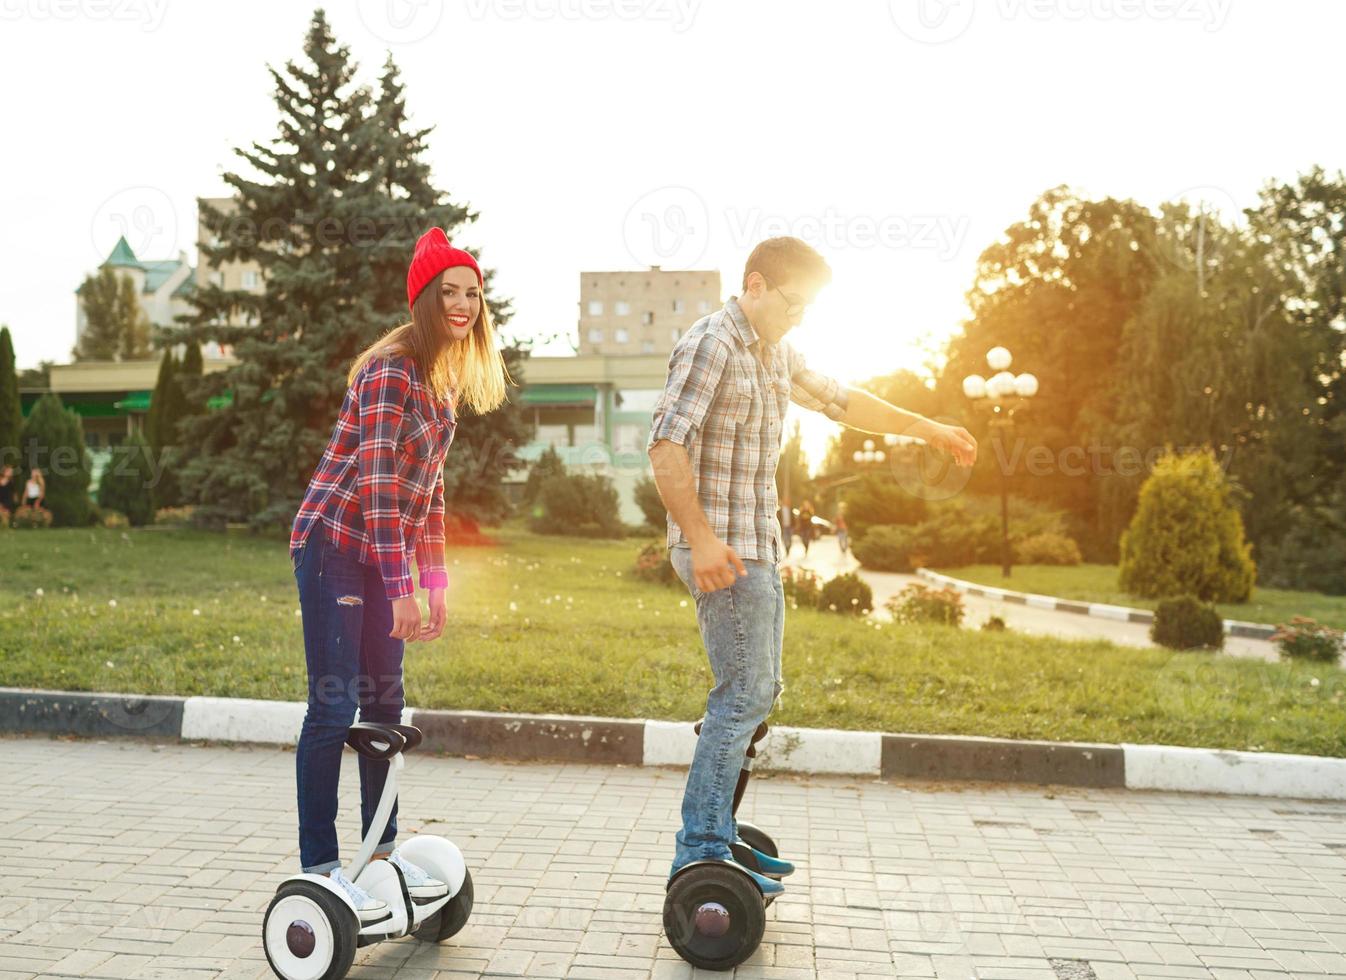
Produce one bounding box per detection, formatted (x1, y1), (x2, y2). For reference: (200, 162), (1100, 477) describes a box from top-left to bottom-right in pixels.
(346, 270), (512, 415)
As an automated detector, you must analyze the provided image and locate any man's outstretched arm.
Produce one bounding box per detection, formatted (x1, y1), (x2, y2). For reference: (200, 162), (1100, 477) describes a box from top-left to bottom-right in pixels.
(838, 387), (978, 467)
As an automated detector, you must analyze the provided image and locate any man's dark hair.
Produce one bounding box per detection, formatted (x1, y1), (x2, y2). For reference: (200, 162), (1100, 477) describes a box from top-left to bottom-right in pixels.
(742, 237), (832, 292)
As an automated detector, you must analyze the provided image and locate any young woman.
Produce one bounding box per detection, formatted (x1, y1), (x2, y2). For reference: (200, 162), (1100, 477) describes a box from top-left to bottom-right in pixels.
(287, 228), (508, 920)
(23, 467), (44, 509)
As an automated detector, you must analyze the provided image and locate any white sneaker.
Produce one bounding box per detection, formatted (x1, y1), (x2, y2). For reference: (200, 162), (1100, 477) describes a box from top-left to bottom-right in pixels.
(386, 849), (449, 901)
(329, 866), (391, 924)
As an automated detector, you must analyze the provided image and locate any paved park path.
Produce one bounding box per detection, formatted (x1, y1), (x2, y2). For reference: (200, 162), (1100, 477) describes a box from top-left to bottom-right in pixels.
(3, 736), (1346, 979)
(782, 538), (1279, 663)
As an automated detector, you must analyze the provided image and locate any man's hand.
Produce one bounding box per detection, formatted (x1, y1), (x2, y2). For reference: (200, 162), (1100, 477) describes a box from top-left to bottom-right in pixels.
(419, 587), (447, 642)
(390, 595), (422, 641)
(921, 421), (978, 467)
(691, 537), (747, 593)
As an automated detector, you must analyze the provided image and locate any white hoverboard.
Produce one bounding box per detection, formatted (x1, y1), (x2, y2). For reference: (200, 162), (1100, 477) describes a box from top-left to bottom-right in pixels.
(262, 723), (474, 980)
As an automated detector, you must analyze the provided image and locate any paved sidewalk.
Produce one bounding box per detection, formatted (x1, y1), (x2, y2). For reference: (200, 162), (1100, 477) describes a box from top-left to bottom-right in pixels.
(783, 538), (1278, 662)
(4, 736), (1346, 980)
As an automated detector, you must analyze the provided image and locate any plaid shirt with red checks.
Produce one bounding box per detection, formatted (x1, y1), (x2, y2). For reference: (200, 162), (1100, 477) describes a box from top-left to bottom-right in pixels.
(290, 354), (455, 600)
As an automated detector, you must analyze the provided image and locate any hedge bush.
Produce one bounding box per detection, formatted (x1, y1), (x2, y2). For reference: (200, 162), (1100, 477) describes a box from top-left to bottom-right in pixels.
(1150, 595), (1225, 651)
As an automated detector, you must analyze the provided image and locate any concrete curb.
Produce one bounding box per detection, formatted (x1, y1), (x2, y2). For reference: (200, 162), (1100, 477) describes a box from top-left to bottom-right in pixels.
(3, 687), (1343, 800)
(915, 568), (1279, 640)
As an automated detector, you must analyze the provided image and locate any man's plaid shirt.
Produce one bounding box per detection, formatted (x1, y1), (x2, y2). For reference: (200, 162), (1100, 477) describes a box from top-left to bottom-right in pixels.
(290, 354), (455, 600)
(647, 297), (849, 563)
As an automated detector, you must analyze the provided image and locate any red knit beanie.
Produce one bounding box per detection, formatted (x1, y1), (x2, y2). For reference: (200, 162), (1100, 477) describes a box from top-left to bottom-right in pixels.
(406, 228), (483, 310)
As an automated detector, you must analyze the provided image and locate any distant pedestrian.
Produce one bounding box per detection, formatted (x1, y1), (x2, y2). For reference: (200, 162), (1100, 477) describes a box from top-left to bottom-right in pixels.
(779, 498), (793, 556)
(798, 499), (816, 556)
(835, 510), (849, 556)
(0, 465), (15, 517)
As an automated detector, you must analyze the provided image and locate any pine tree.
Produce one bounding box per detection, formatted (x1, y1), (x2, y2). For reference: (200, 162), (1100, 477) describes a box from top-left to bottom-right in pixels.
(0, 327), (22, 472)
(144, 348), (176, 454)
(178, 339), (204, 415)
(169, 10), (524, 530)
(98, 431), (156, 526)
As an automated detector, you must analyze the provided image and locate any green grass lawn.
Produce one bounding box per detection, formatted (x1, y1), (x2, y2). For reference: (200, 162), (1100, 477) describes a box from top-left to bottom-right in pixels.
(936, 563), (1346, 632)
(1, 525), (1344, 756)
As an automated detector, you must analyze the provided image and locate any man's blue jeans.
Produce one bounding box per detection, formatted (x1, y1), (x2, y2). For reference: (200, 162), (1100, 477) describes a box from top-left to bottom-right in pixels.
(668, 544), (784, 875)
(292, 526), (406, 873)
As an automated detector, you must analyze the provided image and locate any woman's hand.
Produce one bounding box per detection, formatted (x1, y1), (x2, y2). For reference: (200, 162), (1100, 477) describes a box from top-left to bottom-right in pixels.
(390, 596), (422, 641)
(419, 587), (447, 642)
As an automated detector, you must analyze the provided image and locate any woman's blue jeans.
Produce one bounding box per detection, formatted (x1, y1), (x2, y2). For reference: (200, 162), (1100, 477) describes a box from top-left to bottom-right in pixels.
(668, 544), (784, 876)
(292, 526), (405, 874)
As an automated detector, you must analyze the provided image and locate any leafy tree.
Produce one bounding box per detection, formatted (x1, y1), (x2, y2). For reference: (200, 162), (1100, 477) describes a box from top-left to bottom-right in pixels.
(75, 267), (150, 361)
(937, 187), (1162, 558)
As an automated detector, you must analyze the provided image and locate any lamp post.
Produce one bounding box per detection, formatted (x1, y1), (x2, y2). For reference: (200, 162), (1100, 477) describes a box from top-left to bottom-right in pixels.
(962, 347), (1038, 579)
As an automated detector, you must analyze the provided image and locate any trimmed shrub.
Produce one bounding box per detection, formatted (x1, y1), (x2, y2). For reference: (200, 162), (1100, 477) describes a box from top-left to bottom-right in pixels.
(914, 508), (1000, 567)
(851, 524), (921, 572)
(1014, 532), (1082, 566)
(884, 583), (965, 627)
(1119, 449), (1255, 603)
(1270, 617), (1344, 665)
(980, 615), (1007, 632)
(11, 504), (53, 529)
(530, 470), (623, 538)
(633, 475), (666, 530)
(154, 505), (197, 526)
(841, 473), (928, 541)
(1150, 595), (1225, 651)
(817, 572), (873, 615)
(632, 541), (676, 586)
(781, 566), (822, 609)
(97, 432), (156, 527)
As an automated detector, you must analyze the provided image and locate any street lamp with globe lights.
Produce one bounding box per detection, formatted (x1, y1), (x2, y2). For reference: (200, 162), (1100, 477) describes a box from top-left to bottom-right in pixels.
(962, 347), (1039, 578)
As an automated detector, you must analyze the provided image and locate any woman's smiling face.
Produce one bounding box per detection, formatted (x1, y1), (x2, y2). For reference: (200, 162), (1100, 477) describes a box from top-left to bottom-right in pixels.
(440, 266), (482, 342)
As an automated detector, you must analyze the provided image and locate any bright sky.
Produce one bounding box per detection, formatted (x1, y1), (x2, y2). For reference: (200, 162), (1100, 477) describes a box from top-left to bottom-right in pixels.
(2, 1), (1342, 470)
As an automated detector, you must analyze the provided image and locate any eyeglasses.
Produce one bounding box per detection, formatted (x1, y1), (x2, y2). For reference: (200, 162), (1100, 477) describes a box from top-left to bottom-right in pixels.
(761, 274), (808, 317)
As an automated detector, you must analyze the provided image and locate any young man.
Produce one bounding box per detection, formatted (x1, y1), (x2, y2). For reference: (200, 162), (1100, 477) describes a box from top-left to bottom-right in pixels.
(647, 237), (977, 892)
